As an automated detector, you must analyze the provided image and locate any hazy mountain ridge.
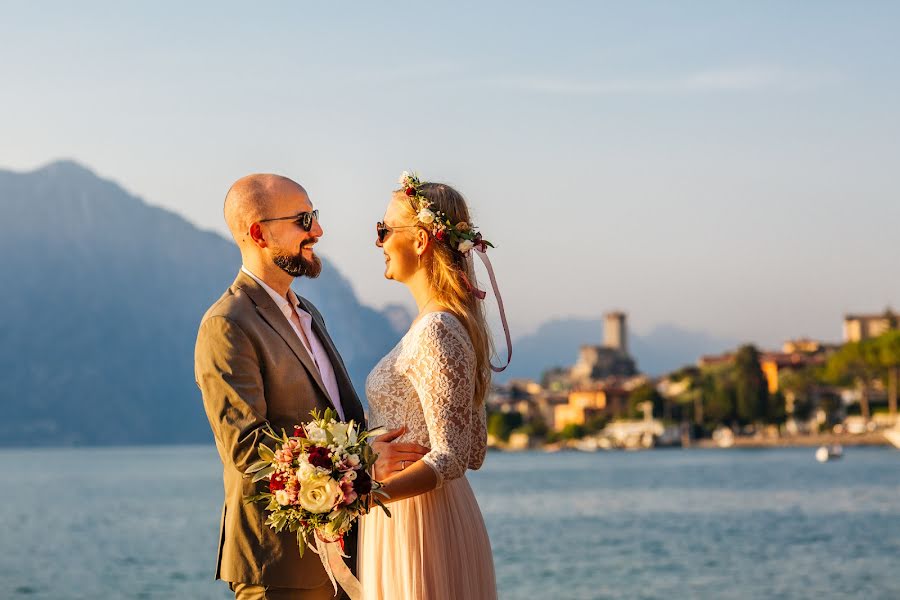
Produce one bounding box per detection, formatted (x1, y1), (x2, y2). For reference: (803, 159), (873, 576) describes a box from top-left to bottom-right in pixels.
(0, 160), (402, 445)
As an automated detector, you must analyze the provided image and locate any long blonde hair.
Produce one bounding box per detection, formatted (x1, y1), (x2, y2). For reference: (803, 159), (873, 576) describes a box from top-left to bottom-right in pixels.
(397, 182), (493, 405)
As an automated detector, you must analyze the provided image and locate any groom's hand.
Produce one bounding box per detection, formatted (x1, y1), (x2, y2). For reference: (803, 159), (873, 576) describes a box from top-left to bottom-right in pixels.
(372, 426), (429, 480)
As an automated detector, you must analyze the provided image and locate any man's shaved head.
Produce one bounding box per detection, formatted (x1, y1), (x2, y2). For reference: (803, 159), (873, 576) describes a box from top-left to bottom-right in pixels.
(224, 174), (307, 245)
(221, 173), (322, 286)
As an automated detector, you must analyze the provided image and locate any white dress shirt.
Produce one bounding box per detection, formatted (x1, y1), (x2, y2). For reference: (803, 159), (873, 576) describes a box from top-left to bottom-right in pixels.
(241, 266), (345, 420)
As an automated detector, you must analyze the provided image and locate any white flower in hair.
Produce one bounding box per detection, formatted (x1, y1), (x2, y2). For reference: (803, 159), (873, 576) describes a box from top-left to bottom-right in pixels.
(398, 171), (411, 185)
(417, 208), (436, 224)
(458, 239), (475, 253)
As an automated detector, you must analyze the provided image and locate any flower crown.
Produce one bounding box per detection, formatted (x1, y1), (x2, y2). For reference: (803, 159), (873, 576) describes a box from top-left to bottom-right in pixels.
(398, 171), (494, 254)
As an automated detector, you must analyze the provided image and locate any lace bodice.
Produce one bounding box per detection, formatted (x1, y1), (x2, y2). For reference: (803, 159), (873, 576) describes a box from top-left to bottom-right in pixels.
(365, 311), (488, 487)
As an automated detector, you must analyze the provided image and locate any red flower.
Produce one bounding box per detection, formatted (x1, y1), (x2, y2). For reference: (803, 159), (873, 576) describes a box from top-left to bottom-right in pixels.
(269, 472), (285, 492)
(308, 446), (332, 469)
(435, 229), (446, 241)
(353, 470), (372, 495)
(293, 425), (306, 438)
(405, 187), (415, 196)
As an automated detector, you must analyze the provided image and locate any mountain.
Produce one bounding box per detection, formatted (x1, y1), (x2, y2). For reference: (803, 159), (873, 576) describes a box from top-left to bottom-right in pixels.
(0, 160), (402, 446)
(494, 317), (737, 383)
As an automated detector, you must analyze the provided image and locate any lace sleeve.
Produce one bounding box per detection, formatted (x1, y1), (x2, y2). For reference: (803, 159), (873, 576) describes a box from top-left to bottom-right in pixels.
(405, 314), (476, 488)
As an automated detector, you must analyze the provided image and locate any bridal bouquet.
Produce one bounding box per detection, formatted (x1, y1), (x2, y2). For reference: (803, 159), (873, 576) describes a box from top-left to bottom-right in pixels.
(246, 409), (389, 571)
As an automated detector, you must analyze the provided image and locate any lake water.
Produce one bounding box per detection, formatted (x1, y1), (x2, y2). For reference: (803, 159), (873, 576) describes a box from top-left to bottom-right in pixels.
(0, 446), (898, 599)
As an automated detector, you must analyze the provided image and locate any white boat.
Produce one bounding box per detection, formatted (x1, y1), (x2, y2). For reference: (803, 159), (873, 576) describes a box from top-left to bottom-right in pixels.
(815, 444), (843, 463)
(712, 427), (735, 448)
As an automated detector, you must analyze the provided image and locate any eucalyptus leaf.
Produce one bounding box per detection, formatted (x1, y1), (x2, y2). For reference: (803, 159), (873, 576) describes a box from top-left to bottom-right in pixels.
(245, 460), (269, 474)
(258, 443), (275, 462)
(252, 465), (275, 482)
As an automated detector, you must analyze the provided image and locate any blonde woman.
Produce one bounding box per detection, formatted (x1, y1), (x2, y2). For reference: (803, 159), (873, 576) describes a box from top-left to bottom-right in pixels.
(358, 173), (509, 599)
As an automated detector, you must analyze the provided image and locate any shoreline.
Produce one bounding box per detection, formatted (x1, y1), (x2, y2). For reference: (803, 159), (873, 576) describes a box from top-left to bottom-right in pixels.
(492, 431), (895, 452)
(691, 431), (891, 449)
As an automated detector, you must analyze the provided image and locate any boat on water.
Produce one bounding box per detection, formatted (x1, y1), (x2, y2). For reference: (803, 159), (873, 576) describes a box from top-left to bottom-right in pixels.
(815, 444), (843, 463)
(712, 427), (735, 448)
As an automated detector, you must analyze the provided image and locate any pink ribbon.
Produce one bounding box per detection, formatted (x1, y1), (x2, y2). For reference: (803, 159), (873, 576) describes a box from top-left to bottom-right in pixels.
(471, 248), (512, 373)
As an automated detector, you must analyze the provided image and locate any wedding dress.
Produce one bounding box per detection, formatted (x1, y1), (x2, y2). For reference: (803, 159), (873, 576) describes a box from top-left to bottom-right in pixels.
(358, 311), (496, 600)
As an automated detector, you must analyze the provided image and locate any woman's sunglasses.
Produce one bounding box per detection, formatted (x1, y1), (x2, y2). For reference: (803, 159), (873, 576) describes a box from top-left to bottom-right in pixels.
(376, 221), (419, 244)
(259, 209), (319, 232)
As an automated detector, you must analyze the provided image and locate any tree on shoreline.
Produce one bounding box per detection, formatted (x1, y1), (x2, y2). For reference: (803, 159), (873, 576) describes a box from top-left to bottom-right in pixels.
(824, 341), (878, 421)
(874, 331), (900, 422)
(734, 345), (770, 424)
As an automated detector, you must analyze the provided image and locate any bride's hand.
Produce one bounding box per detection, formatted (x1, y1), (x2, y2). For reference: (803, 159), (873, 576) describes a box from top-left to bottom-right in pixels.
(371, 426), (429, 480)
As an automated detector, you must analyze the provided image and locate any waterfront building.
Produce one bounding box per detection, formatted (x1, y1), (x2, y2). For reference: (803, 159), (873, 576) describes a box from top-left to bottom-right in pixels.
(843, 308), (899, 342)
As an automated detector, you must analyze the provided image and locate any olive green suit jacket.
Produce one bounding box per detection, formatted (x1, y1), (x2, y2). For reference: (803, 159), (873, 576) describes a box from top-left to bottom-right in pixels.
(195, 271), (366, 589)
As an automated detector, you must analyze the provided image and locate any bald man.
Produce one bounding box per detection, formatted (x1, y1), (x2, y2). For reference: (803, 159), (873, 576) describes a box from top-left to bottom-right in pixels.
(195, 175), (428, 600)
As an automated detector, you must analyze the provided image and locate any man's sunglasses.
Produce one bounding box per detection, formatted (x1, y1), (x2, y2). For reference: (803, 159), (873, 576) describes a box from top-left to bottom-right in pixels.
(259, 209), (319, 232)
(376, 221), (419, 244)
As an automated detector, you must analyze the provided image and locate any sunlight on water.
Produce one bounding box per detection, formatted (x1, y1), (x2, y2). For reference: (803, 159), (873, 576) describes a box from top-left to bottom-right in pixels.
(0, 446), (897, 599)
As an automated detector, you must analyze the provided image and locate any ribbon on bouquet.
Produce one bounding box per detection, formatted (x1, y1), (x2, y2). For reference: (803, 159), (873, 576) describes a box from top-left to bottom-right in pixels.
(466, 247), (512, 373)
(310, 535), (362, 600)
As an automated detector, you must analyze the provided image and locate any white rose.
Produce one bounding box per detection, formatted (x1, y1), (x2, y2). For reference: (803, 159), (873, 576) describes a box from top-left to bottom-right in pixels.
(296, 457), (318, 483)
(304, 424), (328, 444)
(398, 171), (411, 185)
(417, 209), (435, 224)
(342, 469), (358, 481)
(329, 422), (349, 447)
(274, 490), (291, 506)
(298, 476), (342, 514)
(458, 239), (475, 253)
(346, 454), (361, 468)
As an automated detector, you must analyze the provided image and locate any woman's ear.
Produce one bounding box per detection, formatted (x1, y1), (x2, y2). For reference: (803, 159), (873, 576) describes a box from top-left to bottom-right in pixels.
(415, 228), (430, 255)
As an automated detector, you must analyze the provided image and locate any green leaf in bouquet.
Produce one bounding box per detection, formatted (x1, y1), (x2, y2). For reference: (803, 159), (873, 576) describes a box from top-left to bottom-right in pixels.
(361, 444), (377, 466)
(245, 460), (270, 474)
(297, 530), (306, 557)
(373, 496), (391, 518)
(258, 443), (275, 462)
(252, 465), (275, 482)
(262, 427), (283, 443)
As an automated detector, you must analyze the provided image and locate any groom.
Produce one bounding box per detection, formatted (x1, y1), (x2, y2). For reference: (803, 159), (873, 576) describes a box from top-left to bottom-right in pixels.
(195, 174), (428, 599)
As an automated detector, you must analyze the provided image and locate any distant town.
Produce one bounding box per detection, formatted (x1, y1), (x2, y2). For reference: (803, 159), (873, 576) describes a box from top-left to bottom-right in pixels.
(487, 309), (900, 452)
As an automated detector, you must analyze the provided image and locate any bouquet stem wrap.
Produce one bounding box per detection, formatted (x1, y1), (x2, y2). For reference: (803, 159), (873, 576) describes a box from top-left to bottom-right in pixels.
(311, 536), (362, 599)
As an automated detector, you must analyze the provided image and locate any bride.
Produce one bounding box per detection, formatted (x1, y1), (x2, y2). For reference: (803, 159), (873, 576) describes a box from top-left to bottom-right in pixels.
(358, 172), (507, 599)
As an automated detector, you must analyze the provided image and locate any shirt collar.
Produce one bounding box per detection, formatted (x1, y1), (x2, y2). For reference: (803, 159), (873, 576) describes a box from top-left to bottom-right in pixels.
(241, 266), (307, 322)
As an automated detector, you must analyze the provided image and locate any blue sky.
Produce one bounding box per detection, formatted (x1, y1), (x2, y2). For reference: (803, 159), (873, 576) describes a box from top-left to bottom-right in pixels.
(2, 1), (899, 346)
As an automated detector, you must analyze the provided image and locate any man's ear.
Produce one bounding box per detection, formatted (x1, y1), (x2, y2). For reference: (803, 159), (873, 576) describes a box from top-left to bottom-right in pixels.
(248, 222), (268, 248)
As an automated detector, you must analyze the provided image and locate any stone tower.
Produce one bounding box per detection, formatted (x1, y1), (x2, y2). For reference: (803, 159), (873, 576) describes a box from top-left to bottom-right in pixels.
(603, 311), (627, 353)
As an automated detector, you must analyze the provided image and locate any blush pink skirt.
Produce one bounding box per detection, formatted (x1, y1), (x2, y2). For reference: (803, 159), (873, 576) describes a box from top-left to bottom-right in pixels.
(358, 475), (497, 600)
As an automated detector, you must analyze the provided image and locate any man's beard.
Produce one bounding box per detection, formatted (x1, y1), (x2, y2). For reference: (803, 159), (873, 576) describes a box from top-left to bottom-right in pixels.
(273, 243), (322, 278)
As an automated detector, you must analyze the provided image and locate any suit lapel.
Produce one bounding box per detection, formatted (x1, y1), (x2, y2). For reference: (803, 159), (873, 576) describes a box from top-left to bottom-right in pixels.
(296, 295), (367, 425)
(232, 272), (336, 410)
